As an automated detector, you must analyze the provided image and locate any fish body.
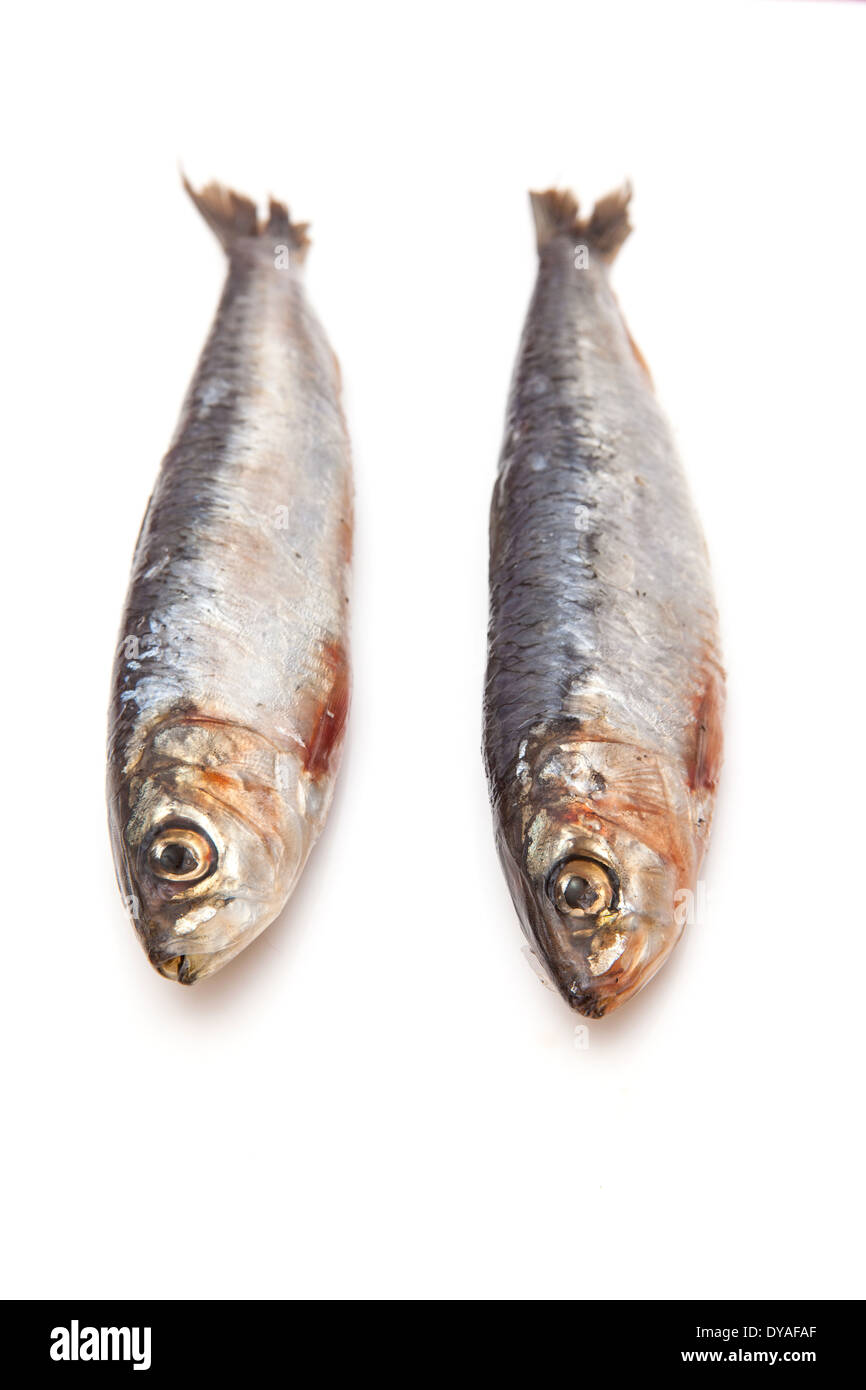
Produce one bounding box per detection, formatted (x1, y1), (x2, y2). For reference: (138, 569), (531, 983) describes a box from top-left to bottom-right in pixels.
(483, 187), (723, 1017)
(107, 181), (352, 983)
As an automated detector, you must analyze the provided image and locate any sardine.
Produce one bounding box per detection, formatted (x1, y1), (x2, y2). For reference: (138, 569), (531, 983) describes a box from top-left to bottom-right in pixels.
(483, 187), (723, 1017)
(107, 180), (352, 984)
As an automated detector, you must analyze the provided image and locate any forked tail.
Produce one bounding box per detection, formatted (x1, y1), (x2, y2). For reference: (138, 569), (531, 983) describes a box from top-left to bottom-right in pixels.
(529, 184), (632, 262)
(182, 174), (310, 260)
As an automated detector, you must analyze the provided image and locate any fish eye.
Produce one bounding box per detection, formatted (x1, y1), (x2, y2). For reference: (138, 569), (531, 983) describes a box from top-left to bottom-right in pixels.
(549, 857), (616, 918)
(147, 825), (217, 885)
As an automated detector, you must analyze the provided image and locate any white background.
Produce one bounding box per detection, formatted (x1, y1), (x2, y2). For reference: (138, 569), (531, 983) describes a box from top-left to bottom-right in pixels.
(2, 1), (864, 1300)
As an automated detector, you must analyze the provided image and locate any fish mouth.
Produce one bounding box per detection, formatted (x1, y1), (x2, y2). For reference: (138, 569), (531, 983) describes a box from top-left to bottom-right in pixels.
(154, 953), (197, 985)
(565, 983), (615, 1019)
(138, 896), (265, 986)
(554, 914), (673, 1017)
(559, 961), (639, 1018)
(148, 939), (249, 986)
(149, 940), (219, 984)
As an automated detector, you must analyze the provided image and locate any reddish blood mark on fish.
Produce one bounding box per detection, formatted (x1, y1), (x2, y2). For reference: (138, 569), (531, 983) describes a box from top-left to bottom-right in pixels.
(305, 644), (350, 778)
(338, 469), (354, 567)
(196, 768), (237, 793)
(625, 325), (653, 382)
(691, 674), (725, 793)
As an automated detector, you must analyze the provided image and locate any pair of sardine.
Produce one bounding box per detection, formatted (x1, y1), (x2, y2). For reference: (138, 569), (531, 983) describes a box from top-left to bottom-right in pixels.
(108, 178), (723, 1015)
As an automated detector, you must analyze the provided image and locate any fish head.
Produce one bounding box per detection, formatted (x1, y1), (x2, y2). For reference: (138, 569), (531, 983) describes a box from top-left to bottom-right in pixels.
(498, 730), (699, 1017)
(108, 718), (313, 983)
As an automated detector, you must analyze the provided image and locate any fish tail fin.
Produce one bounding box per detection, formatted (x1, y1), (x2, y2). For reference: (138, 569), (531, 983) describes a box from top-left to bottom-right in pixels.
(530, 183), (632, 262)
(181, 174), (310, 261)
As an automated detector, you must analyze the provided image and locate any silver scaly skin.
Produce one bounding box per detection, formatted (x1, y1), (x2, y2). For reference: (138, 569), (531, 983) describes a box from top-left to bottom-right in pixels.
(107, 180), (352, 984)
(483, 187), (724, 1018)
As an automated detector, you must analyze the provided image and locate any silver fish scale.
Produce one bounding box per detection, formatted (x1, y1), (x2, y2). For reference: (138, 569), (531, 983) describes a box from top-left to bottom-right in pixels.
(483, 191), (723, 1017)
(486, 233), (717, 800)
(107, 187), (352, 984)
(113, 243), (348, 752)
